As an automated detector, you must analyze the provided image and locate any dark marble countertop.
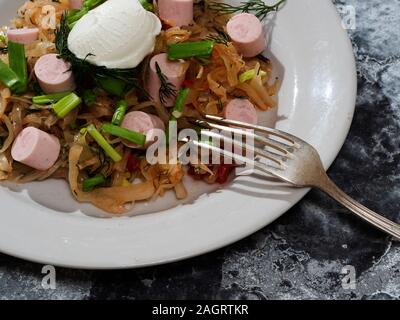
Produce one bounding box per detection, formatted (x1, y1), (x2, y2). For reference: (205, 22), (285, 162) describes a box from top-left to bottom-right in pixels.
(1, 0), (399, 300)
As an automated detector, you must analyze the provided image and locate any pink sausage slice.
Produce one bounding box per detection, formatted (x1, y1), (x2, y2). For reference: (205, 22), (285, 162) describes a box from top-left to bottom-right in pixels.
(11, 127), (61, 171)
(224, 99), (258, 125)
(70, 0), (84, 9)
(7, 28), (39, 45)
(147, 53), (187, 107)
(227, 13), (265, 58)
(158, 0), (193, 27)
(121, 111), (165, 148)
(34, 54), (76, 94)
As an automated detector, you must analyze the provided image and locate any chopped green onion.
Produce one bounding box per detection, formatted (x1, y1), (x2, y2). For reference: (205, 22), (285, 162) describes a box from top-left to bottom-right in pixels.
(7, 41), (28, 94)
(139, 0), (154, 11)
(32, 91), (72, 104)
(111, 100), (128, 126)
(102, 123), (146, 146)
(172, 88), (190, 119)
(82, 174), (106, 192)
(167, 41), (215, 60)
(67, 9), (87, 29)
(83, 0), (106, 9)
(96, 76), (126, 97)
(0, 42), (28, 93)
(239, 69), (267, 83)
(83, 89), (96, 106)
(0, 34), (7, 52)
(0, 60), (20, 89)
(53, 92), (82, 118)
(86, 124), (122, 162)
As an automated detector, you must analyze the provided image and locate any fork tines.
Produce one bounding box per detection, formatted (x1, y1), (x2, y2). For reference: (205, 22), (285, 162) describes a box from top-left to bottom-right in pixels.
(187, 115), (299, 170)
(204, 115), (298, 146)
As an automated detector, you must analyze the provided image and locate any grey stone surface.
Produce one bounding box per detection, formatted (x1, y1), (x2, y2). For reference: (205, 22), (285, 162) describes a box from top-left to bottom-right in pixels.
(0, 0), (399, 300)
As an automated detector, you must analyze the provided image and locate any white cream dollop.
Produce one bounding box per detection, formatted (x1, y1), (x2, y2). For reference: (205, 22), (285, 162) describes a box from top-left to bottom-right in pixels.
(67, 0), (161, 69)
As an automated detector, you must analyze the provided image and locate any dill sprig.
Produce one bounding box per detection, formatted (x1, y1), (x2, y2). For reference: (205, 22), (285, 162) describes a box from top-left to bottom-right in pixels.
(208, 0), (286, 21)
(205, 28), (230, 45)
(155, 62), (177, 105)
(55, 14), (145, 94)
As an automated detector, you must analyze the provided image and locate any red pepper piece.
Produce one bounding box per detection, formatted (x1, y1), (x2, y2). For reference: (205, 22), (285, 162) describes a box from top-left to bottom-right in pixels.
(127, 153), (140, 173)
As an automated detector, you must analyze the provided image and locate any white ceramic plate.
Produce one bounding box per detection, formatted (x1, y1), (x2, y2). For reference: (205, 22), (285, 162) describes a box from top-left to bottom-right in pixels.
(0, 0), (356, 269)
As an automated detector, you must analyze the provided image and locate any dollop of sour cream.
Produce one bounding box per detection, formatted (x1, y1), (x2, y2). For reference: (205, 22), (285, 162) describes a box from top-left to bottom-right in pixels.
(67, 0), (161, 69)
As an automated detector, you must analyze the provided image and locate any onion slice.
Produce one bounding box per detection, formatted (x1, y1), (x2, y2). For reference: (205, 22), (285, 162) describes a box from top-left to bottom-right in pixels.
(68, 142), (155, 214)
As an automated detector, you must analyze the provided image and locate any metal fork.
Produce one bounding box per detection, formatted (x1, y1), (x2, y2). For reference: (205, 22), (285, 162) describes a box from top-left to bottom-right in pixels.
(190, 114), (400, 240)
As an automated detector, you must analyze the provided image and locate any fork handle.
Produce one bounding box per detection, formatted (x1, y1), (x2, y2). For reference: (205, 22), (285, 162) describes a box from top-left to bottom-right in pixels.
(317, 175), (400, 240)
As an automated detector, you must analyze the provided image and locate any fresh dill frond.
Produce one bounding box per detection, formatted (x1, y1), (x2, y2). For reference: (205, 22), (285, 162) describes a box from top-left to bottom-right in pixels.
(55, 14), (145, 95)
(208, 0), (286, 21)
(155, 61), (177, 105)
(205, 28), (230, 45)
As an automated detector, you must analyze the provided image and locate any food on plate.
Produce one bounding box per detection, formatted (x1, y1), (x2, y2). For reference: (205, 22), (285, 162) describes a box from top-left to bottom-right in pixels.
(120, 111), (165, 148)
(11, 127), (61, 171)
(7, 28), (39, 45)
(226, 13), (265, 58)
(147, 53), (187, 106)
(0, 0), (285, 213)
(224, 98), (258, 125)
(34, 53), (76, 93)
(67, 0), (162, 69)
(158, 0), (194, 27)
(69, 0), (84, 9)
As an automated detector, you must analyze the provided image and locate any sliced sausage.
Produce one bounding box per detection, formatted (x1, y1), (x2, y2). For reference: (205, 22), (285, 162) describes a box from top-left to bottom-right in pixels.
(226, 13), (265, 58)
(7, 28), (39, 45)
(11, 127), (61, 171)
(224, 99), (258, 156)
(147, 53), (187, 106)
(34, 54), (76, 94)
(70, 0), (84, 9)
(121, 111), (165, 148)
(224, 98), (258, 125)
(158, 0), (193, 27)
